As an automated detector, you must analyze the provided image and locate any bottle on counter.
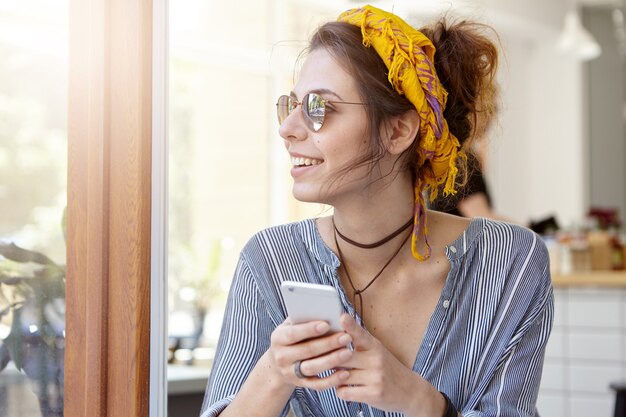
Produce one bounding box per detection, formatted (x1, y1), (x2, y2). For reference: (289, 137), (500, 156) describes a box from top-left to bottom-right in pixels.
(623, 234), (626, 269)
(543, 235), (561, 276)
(588, 229), (613, 270)
(610, 229), (624, 270)
(556, 227), (591, 275)
(570, 230), (591, 272)
(587, 207), (623, 270)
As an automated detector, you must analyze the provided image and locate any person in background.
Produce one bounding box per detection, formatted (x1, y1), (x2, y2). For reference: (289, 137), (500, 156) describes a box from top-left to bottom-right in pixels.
(428, 151), (497, 219)
(201, 5), (553, 417)
(428, 87), (511, 222)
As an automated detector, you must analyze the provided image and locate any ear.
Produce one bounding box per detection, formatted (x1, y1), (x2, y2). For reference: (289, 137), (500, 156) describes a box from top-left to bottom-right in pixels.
(383, 109), (420, 155)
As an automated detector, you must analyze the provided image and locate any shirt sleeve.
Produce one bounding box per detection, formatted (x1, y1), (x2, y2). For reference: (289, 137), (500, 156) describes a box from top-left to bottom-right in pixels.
(461, 237), (554, 417)
(199, 253), (290, 417)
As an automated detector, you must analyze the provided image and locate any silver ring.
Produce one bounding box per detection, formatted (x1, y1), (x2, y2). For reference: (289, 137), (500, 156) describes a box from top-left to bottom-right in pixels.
(293, 360), (307, 379)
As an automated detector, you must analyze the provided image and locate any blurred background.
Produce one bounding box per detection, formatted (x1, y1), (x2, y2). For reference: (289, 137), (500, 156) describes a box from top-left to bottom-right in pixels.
(1, 0), (625, 416)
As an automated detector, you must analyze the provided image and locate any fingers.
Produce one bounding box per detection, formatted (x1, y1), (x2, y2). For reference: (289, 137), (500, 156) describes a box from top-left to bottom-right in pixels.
(336, 381), (373, 403)
(291, 345), (353, 391)
(273, 330), (352, 368)
(340, 313), (374, 350)
(272, 320), (330, 346)
(299, 368), (351, 391)
(334, 364), (396, 405)
(272, 323), (351, 362)
(270, 320), (354, 390)
(334, 367), (420, 413)
(297, 342), (353, 377)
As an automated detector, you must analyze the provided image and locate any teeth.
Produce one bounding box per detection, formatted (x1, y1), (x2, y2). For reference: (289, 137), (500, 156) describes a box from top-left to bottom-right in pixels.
(291, 157), (322, 166)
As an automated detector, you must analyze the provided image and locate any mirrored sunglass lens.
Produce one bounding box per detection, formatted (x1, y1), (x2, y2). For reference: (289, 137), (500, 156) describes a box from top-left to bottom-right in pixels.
(305, 94), (325, 131)
(276, 95), (291, 124)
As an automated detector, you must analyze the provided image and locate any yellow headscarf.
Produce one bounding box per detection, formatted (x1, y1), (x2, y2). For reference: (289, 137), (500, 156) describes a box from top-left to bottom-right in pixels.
(338, 5), (463, 260)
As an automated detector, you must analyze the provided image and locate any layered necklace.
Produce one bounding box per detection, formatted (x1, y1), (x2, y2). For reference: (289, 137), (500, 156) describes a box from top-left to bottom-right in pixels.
(332, 216), (413, 417)
(332, 216), (413, 327)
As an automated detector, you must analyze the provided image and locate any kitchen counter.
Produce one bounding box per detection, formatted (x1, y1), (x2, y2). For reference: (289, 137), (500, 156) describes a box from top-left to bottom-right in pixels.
(168, 364), (211, 395)
(168, 364), (211, 415)
(538, 283), (626, 416)
(552, 270), (626, 287)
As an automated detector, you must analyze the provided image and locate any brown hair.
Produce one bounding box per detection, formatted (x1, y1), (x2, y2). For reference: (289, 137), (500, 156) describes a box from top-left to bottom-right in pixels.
(307, 18), (499, 185)
(419, 19), (499, 153)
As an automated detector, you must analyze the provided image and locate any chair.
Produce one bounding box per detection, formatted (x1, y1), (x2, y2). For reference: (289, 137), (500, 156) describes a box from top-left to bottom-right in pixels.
(610, 380), (626, 417)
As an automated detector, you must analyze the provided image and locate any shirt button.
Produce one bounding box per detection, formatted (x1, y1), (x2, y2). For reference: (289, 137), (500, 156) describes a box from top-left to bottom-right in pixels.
(449, 245), (457, 253)
(442, 299), (450, 308)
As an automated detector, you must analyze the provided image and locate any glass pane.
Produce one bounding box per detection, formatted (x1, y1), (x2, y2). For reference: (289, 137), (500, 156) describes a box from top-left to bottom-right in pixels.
(166, 1), (339, 414)
(0, 2), (68, 416)
(168, 0), (270, 368)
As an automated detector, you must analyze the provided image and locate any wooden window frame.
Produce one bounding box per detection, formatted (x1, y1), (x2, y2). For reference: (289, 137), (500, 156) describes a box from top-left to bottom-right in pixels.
(65, 0), (159, 415)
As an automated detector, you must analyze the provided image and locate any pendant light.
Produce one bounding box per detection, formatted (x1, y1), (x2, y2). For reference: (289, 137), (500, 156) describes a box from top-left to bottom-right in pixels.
(557, 9), (602, 61)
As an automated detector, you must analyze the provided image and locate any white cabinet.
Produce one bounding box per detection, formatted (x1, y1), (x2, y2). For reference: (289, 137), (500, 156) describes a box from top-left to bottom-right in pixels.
(537, 287), (626, 417)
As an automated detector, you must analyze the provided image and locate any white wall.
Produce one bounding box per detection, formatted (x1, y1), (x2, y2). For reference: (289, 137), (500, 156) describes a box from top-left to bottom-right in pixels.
(452, 0), (588, 227)
(488, 33), (587, 227)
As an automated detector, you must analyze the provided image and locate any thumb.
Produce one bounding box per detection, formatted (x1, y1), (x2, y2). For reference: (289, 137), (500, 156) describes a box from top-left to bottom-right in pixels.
(340, 313), (373, 349)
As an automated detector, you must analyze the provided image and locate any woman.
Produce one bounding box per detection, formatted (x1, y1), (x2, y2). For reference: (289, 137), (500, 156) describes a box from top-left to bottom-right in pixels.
(201, 5), (553, 417)
(429, 152), (496, 218)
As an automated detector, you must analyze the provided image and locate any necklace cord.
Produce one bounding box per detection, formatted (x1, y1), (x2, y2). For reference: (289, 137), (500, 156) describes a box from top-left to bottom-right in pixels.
(332, 217), (411, 325)
(334, 217), (413, 249)
(332, 217), (411, 417)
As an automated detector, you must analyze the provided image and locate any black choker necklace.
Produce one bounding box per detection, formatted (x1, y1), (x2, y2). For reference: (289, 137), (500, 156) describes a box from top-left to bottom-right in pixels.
(333, 217), (413, 249)
(332, 217), (411, 417)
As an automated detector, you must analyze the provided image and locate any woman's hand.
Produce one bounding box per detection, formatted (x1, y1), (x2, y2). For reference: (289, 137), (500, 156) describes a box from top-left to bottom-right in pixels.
(335, 314), (445, 417)
(267, 319), (354, 391)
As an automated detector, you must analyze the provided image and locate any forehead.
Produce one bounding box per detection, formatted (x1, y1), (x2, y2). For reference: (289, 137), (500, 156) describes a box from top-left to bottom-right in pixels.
(294, 48), (358, 99)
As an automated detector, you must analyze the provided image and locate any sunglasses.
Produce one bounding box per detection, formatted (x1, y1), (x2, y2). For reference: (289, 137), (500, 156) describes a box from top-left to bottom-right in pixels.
(276, 93), (366, 132)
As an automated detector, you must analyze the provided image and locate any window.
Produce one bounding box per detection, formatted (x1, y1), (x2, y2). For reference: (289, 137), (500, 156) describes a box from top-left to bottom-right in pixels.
(0, 2), (68, 416)
(167, 0), (340, 372)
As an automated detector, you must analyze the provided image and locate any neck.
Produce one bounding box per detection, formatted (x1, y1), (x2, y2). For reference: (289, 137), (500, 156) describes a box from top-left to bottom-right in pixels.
(333, 216), (413, 249)
(327, 212), (414, 275)
(329, 178), (415, 242)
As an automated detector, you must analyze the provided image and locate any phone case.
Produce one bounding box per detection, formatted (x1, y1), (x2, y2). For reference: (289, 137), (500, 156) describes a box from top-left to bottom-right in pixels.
(280, 281), (344, 332)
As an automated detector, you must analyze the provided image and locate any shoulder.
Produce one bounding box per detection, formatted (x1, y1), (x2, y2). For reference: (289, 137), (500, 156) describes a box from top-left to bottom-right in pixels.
(477, 218), (549, 261)
(234, 219), (337, 314)
(472, 218), (550, 282)
(429, 211), (548, 265)
(233, 220), (319, 306)
(239, 218), (336, 275)
(469, 218), (552, 302)
(243, 219), (315, 253)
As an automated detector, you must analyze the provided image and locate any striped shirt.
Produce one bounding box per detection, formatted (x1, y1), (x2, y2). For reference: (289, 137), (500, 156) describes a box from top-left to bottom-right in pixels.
(200, 217), (554, 417)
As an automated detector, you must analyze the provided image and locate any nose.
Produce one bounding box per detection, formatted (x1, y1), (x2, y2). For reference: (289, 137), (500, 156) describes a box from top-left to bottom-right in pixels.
(278, 105), (308, 143)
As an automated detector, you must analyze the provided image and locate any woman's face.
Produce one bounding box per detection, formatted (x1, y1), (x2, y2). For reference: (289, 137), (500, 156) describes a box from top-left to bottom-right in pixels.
(279, 48), (373, 205)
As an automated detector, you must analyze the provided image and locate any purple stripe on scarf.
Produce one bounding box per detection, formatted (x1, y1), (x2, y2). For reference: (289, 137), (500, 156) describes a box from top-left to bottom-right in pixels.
(425, 96), (444, 137)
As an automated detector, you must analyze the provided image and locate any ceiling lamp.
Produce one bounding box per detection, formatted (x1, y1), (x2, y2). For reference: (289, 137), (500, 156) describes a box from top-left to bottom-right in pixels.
(557, 10), (602, 61)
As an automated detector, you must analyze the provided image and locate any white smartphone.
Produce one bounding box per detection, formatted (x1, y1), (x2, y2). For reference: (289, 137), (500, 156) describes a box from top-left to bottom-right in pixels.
(280, 281), (344, 333)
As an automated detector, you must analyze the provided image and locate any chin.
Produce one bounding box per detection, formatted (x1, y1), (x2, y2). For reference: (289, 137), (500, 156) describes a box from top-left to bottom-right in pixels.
(291, 185), (325, 204)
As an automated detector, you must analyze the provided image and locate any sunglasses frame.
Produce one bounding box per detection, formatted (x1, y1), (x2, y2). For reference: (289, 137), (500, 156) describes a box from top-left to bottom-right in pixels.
(276, 93), (366, 132)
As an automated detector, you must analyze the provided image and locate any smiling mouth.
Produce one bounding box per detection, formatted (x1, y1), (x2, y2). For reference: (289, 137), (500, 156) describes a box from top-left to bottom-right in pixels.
(291, 157), (323, 167)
